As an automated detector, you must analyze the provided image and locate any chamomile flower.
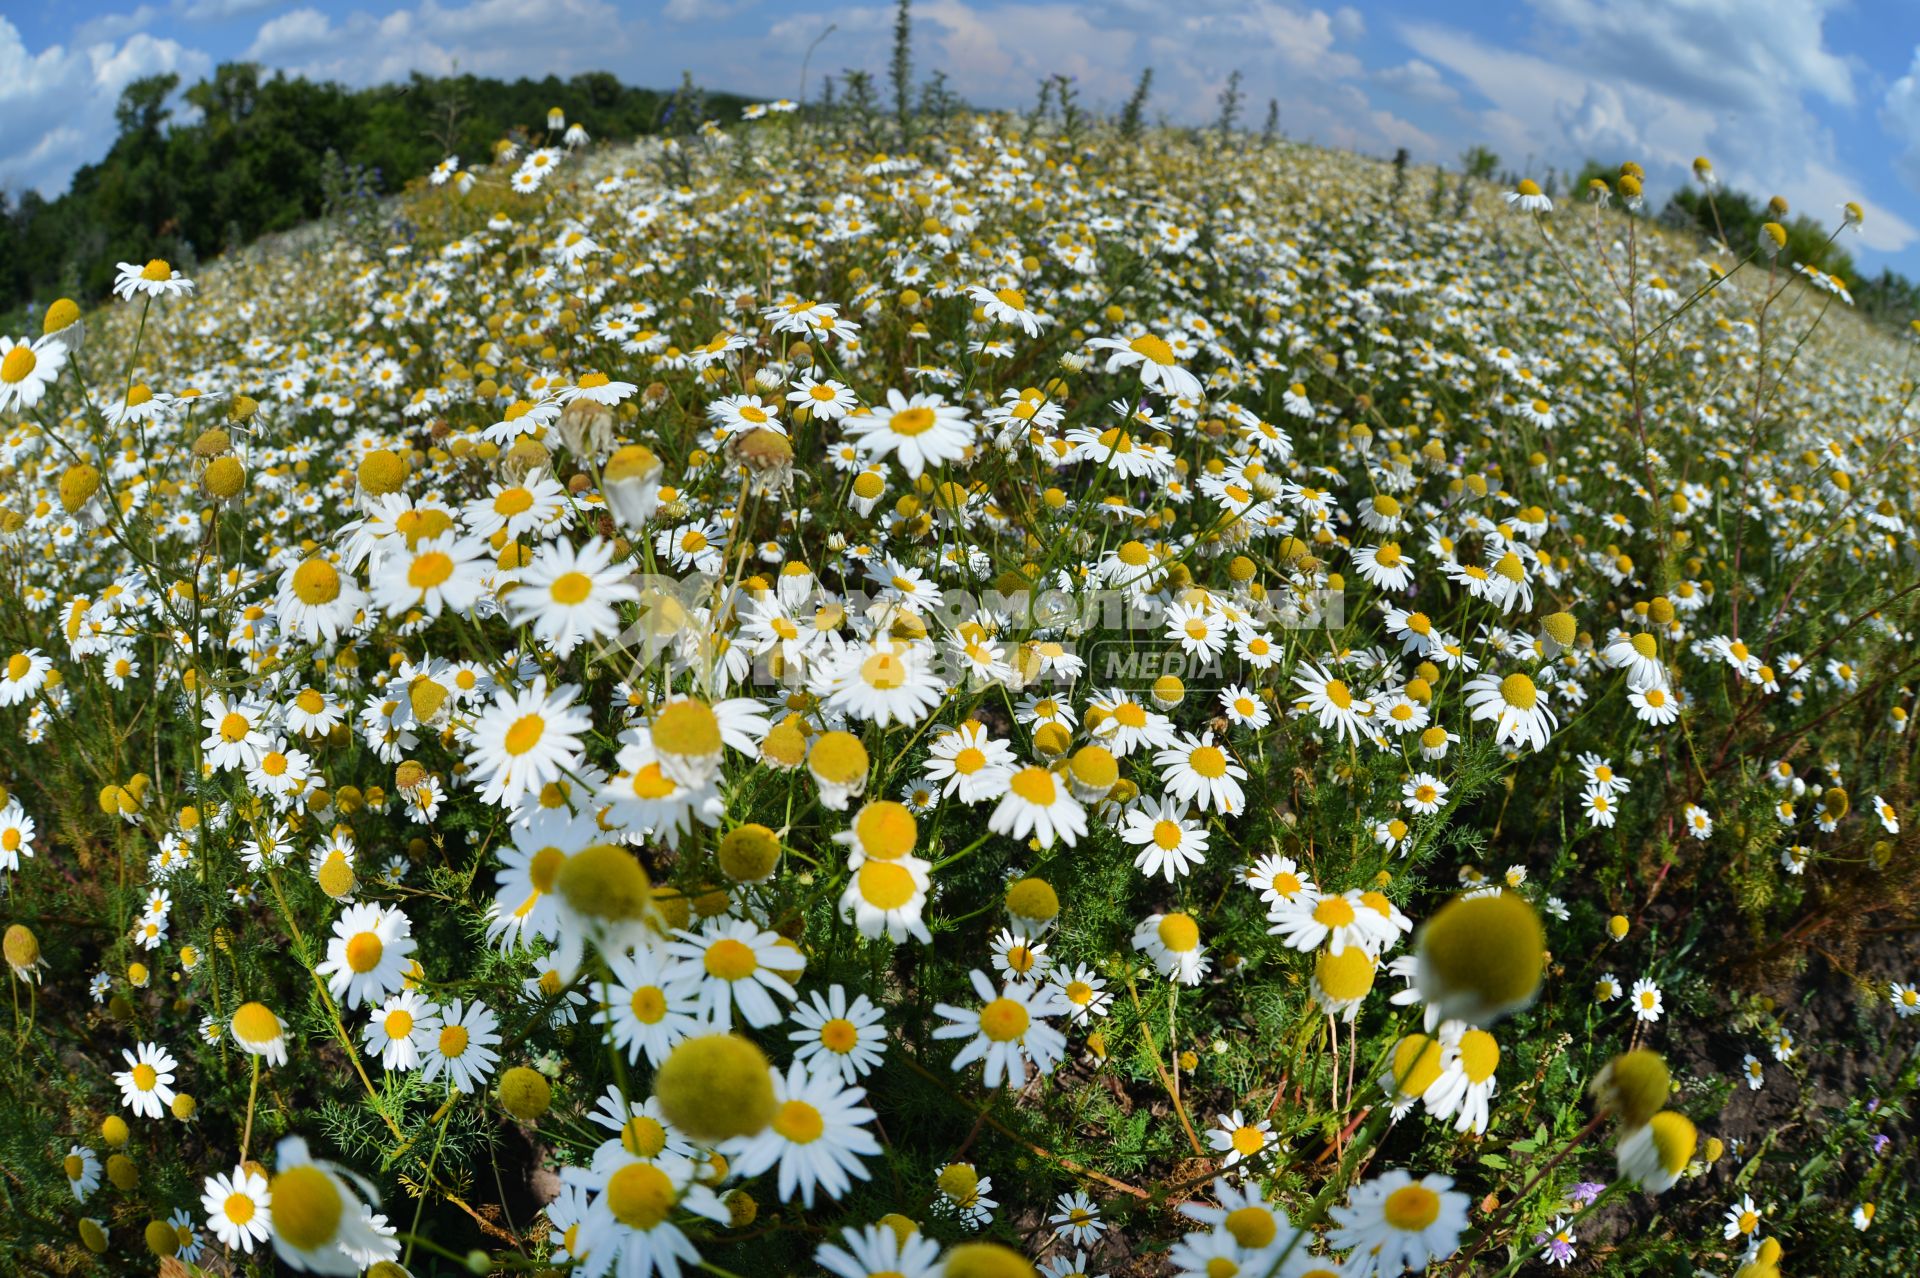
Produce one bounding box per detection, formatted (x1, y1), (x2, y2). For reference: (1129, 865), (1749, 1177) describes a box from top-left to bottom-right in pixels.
(722, 1060), (879, 1207)
(1134, 911), (1211, 984)
(316, 903), (416, 1010)
(666, 918), (803, 1029)
(115, 1041), (179, 1118)
(789, 985), (889, 1082)
(594, 944), (703, 1067)
(1328, 1169), (1470, 1276)
(418, 999), (501, 1093)
(932, 968), (1070, 1088)
(1209, 1110), (1275, 1168)
(202, 1163), (273, 1253)
(1120, 794), (1210, 880)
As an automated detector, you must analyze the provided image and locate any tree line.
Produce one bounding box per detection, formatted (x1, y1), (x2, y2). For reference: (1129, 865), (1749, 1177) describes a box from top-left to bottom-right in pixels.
(0, 65), (755, 320)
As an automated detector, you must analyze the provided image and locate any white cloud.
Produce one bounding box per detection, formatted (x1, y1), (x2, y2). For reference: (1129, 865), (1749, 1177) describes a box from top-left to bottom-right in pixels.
(1374, 58), (1457, 107)
(1400, 11), (1915, 256)
(1885, 45), (1920, 192)
(0, 18), (211, 199)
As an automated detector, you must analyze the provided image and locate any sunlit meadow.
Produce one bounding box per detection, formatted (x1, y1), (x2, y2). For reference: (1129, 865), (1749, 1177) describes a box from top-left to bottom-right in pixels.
(2, 59), (1918, 1278)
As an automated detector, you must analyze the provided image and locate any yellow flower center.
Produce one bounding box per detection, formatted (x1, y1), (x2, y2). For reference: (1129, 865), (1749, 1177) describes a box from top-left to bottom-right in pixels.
(1, 346), (35, 384)
(1009, 766), (1058, 805)
(345, 931), (383, 973)
(1156, 912), (1199, 952)
(820, 1018), (859, 1053)
(271, 1165), (343, 1250)
(772, 1099), (825, 1144)
(889, 406), (937, 436)
(1500, 673), (1538, 710)
(141, 259), (173, 282)
(704, 938), (758, 981)
(604, 1162), (675, 1230)
(1383, 1184), (1441, 1231)
(408, 552), (454, 589)
(1225, 1204), (1276, 1248)
(549, 571), (593, 605)
(385, 1009), (414, 1038)
(503, 714), (546, 756)
(439, 1024), (469, 1057)
(979, 997), (1030, 1042)
(1129, 334), (1175, 365)
(1313, 896), (1355, 928)
(858, 860), (919, 910)
(1189, 745), (1228, 778)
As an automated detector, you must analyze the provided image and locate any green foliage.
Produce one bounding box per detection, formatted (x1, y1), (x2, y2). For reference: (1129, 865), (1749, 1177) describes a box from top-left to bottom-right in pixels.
(0, 64), (755, 320)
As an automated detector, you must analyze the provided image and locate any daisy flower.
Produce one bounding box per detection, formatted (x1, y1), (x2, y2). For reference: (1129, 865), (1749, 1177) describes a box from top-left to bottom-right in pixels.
(362, 991), (431, 1072)
(1049, 1190), (1107, 1245)
(1292, 661), (1371, 746)
(841, 389), (974, 478)
(789, 985), (889, 1082)
(65, 1146), (101, 1201)
(1087, 331), (1204, 401)
(932, 968), (1070, 1089)
(507, 537), (640, 657)
(1153, 732), (1247, 814)
(561, 1150), (726, 1278)
(463, 679), (590, 808)
(269, 1136), (402, 1273)
(115, 1041), (179, 1119)
(0, 335), (68, 412)
(1630, 977), (1664, 1022)
(1464, 670), (1557, 752)
(202, 1163), (272, 1253)
(1048, 963), (1114, 1025)
(113, 257), (195, 300)
(1133, 911), (1210, 984)
(593, 943), (703, 1067)
(722, 1060), (879, 1207)
(370, 533), (490, 619)
(418, 999), (502, 1093)
(315, 902), (416, 1010)
(989, 765), (1089, 849)
(231, 1001), (290, 1066)
(1422, 1026), (1501, 1134)
(1328, 1169), (1471, 1276)
(665, 917), (803, 1029)
(1209, 1110), (1274, 1168)
(1120, 794), (1210, 880)
(814, 1223), (944, 1278)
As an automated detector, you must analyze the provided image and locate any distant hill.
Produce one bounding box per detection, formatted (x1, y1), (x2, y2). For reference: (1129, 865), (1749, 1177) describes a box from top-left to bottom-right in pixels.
(0, 64), (757, 319)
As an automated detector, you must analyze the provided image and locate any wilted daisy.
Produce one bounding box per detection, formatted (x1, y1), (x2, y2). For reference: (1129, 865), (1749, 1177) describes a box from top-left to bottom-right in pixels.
(230, 1001), (290, 1066)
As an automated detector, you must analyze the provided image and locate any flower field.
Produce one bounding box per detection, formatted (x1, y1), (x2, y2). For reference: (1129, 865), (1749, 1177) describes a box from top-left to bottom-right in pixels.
(1, 102), (1917, 1278)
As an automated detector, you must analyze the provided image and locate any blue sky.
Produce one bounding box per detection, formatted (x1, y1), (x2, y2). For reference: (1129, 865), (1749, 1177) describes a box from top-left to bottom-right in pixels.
(7, 0), (1920, 273)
